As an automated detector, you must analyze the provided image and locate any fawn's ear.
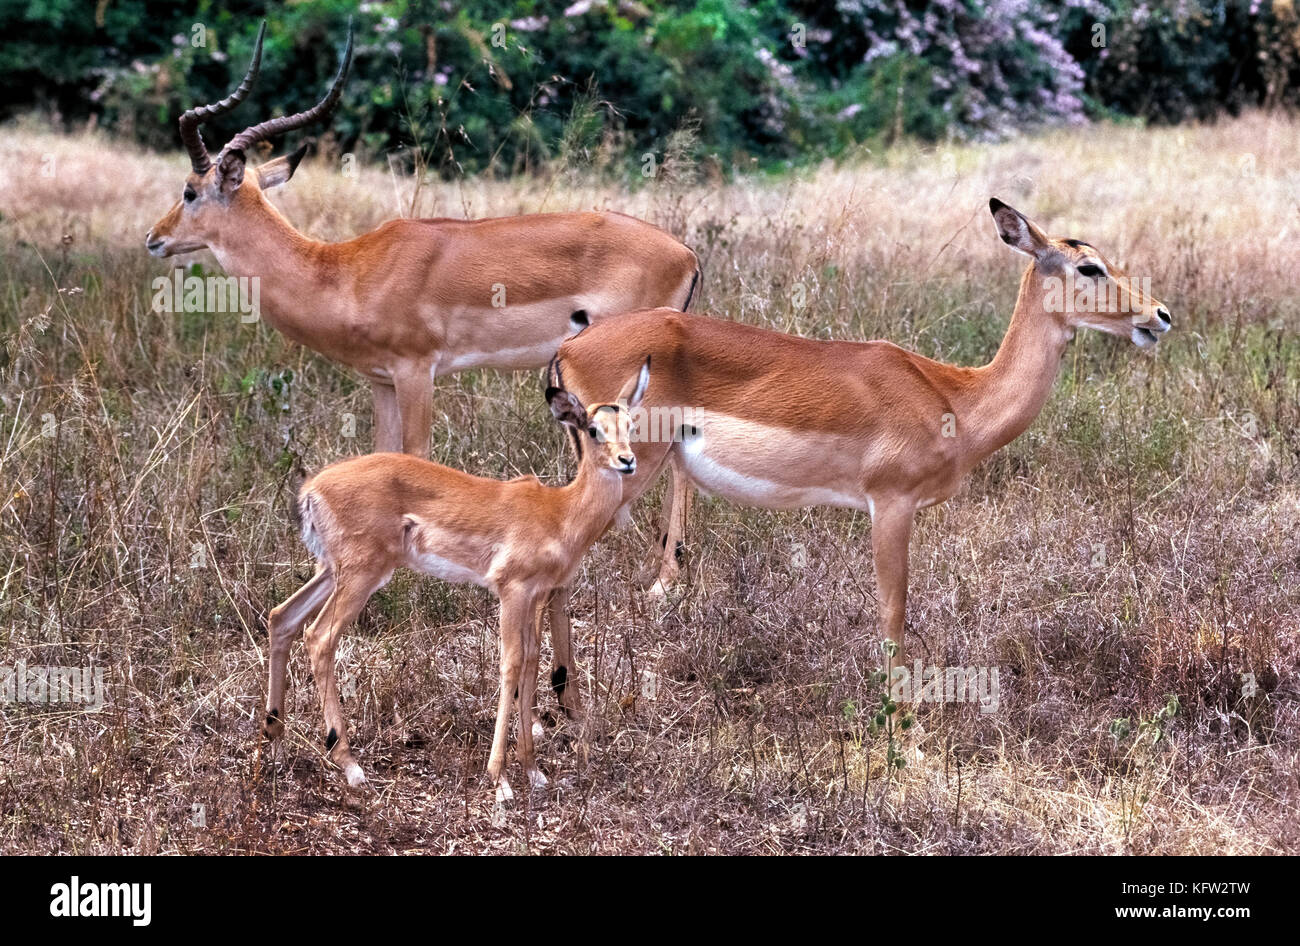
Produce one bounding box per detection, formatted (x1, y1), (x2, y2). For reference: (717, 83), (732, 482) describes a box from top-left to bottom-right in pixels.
(617, 356), (651, 409)
(257, 142), (309, 190)
(989, 198), (1053, 259)
(547, 387), (588, 428)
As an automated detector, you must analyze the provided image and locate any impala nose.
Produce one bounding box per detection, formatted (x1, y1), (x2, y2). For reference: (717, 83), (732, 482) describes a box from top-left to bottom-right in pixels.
(1155, 306), (1172, 329)
(617, 454), (636, 473)
(145, 232), (164, 255)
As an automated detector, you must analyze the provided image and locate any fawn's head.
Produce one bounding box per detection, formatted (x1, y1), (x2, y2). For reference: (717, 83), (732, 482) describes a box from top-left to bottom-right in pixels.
(546, 357), (651, 476)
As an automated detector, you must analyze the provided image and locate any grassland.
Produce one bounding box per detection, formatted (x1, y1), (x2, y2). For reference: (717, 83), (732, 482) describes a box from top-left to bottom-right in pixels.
(1, 113), (1297, 854)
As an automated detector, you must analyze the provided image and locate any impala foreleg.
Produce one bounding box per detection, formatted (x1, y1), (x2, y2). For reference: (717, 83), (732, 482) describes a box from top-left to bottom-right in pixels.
(371, 381), (402, 454)
(869, 499), (916, 681)
(489, 588), (531, 802)
(650, 451), (693, 597)
(392, 361), (435, 457)
(264, 567), (334, 740)
(304, 573), (377, 789)
(517, 595), (548, 790)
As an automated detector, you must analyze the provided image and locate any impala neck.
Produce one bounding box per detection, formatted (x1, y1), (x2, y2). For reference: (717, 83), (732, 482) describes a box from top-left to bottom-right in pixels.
(205, 194), (326, 332)
(960, 263), (1072, 467)
(558, 454), (627, 552)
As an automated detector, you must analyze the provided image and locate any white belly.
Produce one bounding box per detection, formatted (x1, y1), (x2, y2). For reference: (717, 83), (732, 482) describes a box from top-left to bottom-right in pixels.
(679, 414), (867, 510)
(409, 548), (489, 588)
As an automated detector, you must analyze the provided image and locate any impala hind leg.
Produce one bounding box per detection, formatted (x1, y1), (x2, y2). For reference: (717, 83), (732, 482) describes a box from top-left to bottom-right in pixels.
(371, 381), (402, 453)
(304, 572), (382, 789)
(264, 567), (334, 740)
(547, 586), (581, 720)
(392, 360), (435, 457)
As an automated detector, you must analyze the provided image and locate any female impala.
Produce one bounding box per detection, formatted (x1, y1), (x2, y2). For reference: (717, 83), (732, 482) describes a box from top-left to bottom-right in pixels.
(144, 23), (697, 585)
(549, 199), (1172, 682)
(263, 360), (651, 800)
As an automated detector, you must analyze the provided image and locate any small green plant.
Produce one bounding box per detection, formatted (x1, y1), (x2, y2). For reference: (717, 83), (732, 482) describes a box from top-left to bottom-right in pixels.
(1109, 694), (1181, 839)
(867, 639), (915, 782)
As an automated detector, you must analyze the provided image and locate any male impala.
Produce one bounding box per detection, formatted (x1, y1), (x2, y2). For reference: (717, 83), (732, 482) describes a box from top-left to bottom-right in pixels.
(144, 23), (698, 573)
(263, 359), (651, 799)
(549, 199), (1172, 683)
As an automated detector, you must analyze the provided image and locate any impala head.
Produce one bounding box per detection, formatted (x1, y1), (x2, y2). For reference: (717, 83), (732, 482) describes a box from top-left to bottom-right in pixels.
(546, 357), (651, 476)
(989, 198), (1172, 349)
(145, 21), (353, 258)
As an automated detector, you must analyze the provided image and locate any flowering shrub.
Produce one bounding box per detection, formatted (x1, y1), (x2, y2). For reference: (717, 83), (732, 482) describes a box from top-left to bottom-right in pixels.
(1, 0), (1298, 174)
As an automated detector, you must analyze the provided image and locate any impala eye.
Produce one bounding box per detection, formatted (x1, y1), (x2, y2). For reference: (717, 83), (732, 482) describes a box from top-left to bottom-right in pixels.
(1077, 263), (1104, 278)
(588, 425), (601, 441)
(183, 187), (197, 203)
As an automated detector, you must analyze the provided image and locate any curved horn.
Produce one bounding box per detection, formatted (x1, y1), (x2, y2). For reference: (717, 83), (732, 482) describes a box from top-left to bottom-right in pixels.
(177, 20), (267, 174)
(222, 19), (353, 158)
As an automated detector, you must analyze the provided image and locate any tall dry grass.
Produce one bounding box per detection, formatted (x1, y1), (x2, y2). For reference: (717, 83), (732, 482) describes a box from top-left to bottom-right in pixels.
(0, 113), (1297, 853)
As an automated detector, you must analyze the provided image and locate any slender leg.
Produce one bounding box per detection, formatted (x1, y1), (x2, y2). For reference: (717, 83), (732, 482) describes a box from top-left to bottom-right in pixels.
(392, 360), (435, 457)
(517, 593), (548, 790)
(650, 451), (693, 597)
(488, 587), (530, 803)
(547, 586), (580, 719)
(264, 567), (334, 740)
(304, 572), (381, 789)
(870, 498), (916, 684)
(371, 381), (402, 453)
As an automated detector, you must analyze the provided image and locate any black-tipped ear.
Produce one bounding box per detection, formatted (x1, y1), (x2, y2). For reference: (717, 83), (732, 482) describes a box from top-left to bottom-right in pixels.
(256, 142), (309, 191)
(287, 141), (309, 173)
(989, 197), (1051, 259)
(548, 388), (588, 428)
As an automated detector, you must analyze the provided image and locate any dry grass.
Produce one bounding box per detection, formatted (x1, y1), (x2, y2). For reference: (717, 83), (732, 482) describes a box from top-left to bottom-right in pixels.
(1, 113), (1297, 854)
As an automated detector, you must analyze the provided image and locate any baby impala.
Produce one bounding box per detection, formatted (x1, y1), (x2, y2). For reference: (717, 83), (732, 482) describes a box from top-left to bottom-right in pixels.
(262, 359), (650, 801)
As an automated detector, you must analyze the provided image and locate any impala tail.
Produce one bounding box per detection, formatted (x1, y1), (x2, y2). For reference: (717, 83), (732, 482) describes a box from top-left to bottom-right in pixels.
(297, 490), (334, 566)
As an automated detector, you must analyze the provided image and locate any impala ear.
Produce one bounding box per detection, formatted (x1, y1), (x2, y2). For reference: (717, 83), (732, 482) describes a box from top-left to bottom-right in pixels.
(257, 142), (309, 190)
(618, 356), (651, 409)
(547, 387), (588, 429)
(216, 149), (247, 197)
(990, 197), (1053, 260)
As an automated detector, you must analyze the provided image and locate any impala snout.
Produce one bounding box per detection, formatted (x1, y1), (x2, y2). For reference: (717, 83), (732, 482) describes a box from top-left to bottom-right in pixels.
(145, 232), (166, 257)
(616, 454), (637, 474)
(1131, 302), (1173, 349)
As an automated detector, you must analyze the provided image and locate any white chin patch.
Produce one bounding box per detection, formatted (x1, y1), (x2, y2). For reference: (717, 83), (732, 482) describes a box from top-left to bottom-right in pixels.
(1131, 326), (1158, 349)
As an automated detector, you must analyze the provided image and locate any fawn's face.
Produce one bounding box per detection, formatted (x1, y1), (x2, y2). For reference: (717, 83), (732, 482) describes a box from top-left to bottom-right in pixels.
(546, 357), (650, 475)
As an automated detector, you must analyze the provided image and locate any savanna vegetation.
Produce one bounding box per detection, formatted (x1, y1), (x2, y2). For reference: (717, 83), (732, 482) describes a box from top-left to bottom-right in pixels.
(1, 108), (1296, 853)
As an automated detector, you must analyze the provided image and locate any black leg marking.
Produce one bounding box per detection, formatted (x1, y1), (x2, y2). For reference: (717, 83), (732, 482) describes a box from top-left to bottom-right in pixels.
(325, 727), (338, 751)
(513, 686), (519, 700)
(551, 665), (568, 696)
